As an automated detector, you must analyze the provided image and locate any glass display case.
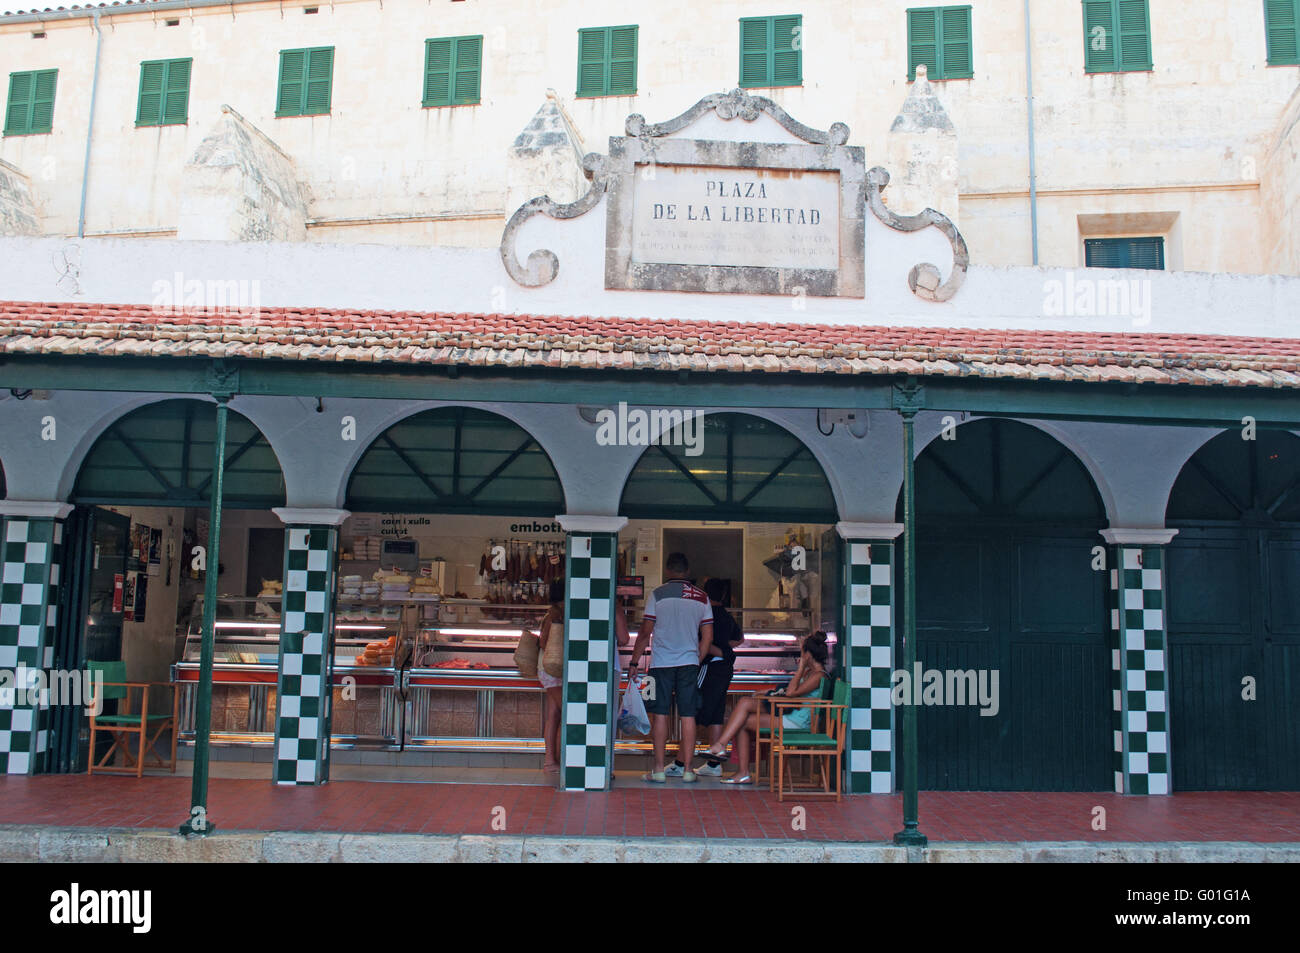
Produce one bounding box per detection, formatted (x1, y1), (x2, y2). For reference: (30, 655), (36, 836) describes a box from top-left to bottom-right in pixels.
(173, 596), (285, 738)
(172, 597), (822, 752)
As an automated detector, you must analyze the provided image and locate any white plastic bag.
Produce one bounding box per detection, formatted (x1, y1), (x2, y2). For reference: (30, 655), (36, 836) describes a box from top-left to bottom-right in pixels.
(618, 676), (651, 736)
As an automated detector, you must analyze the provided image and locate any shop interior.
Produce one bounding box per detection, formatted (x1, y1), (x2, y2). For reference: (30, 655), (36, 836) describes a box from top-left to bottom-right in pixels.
(72, 504), (835, 783)
(64, 402), (843, 786)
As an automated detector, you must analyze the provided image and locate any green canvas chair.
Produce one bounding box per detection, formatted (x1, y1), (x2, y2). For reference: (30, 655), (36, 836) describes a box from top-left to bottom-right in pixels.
(770, 677), (849, 801)
(87, 660), (179, 777)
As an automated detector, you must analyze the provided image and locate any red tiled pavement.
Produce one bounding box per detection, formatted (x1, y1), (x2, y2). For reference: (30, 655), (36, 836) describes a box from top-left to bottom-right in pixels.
(1, 776), (1298, 842)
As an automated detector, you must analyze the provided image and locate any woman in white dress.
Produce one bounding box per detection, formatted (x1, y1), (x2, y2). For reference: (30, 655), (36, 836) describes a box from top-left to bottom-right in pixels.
(533, 581), (566, 772)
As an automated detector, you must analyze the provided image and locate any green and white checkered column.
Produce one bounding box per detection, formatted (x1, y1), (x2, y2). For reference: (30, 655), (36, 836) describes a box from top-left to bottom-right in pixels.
(1103, 529), (1176, 796)
(0, 503), (71, 776)
(557, 516), (625, 792)
(271, 509), (347, 786)
(838, 523), (900, 795)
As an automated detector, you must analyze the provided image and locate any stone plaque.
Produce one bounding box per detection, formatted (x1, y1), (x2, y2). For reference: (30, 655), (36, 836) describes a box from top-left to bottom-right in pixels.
(500, 91), (877, 298)
(629, 165), (841, 272)
(605, 133), (865, 297)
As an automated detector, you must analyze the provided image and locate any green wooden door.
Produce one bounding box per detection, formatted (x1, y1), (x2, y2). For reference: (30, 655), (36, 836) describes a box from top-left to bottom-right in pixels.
(48, 506), (130, 773)
(1166, 430), (1300, 790)
(901, 420), (1112, 790)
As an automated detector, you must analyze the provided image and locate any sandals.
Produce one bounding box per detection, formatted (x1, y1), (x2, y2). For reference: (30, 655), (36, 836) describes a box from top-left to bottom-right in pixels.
(720, 774), (754, 785)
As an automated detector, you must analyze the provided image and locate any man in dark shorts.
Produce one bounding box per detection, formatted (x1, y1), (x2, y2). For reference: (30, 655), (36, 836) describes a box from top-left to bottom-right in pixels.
(694, 577), (745, 776)
(628, 553), (713, 783)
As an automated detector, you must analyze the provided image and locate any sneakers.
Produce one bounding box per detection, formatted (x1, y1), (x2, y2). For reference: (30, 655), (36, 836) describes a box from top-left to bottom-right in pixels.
(663, 762), (685, 778)
(682, 771), (698, 783)
(695, 762), (723, 777)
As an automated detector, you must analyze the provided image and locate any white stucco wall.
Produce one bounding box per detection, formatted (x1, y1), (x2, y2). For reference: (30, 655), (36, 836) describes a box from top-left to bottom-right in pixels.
(1262, 83), (1300, 277)
(0, 0), (1295, 272)
(2, 211), (1298, 338)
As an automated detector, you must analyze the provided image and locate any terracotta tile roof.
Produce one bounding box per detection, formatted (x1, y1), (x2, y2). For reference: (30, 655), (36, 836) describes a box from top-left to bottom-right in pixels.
(3, 300), (1300, 388)
(3, 1), (164, 16)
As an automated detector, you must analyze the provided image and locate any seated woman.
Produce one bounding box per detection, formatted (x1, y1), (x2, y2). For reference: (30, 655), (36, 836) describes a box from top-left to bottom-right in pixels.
(700, 630), (829, 785)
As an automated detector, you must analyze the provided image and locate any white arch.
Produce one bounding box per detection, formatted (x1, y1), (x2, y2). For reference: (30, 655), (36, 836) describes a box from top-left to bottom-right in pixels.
(906, 414), (1115, 523)
(331, 400), (575, 511)
(54, 393), (290, 503)
(1159, 426), (1300, 522)
(608, 407), (845, 520)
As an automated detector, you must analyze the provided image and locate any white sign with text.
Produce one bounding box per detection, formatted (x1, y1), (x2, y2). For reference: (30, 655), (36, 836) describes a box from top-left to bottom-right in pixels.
(630, 164), (840, 271)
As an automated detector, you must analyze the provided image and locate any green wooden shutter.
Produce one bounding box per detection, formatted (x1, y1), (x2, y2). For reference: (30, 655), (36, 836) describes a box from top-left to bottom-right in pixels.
(608, 26), (637, 95)
(136, 61), (165, 126)
(4, 72), (32, 135)
(576, 26), (635, 97)
(1085, 237), (1164, 269)
(908, 9), (940, 80)
(740, 17), (771, 87)
(3, 70), (54, 135)
(577, 28), (607, 96)
(1126, 236), (1164, 269)
(1083, 0), (1117, 72)
(1085, 239), (1122, 267)
(941, 7), (973, 77)
(277, 50), (306, 116)
(772, 15), (802, 86)
(424, 38), (453, 105)
(1083, 0), (1150, 72)
(304, 47), (333, 115)
(1116, 0), (1152, 70)
(27, 70), (56, 133)
(452, 35), (482, 103)
(162, 59), (191, 124)
(1265, 0), (1300, 64)
(138, 59), (191, 126)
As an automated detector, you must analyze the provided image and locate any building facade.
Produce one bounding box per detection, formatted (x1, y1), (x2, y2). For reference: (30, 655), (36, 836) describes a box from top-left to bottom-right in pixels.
(0, 1), (1298, 802)
(0, 0), (1298, 272)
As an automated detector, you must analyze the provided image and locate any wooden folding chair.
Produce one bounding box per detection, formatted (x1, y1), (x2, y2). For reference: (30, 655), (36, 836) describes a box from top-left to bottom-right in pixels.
(86, 660), (179, 777)
(770, 678), (848, 801)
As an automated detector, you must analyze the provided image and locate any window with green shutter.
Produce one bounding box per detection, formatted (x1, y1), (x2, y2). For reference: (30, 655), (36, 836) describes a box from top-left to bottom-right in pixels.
(738, 15), (802, 88)
(907, 7), (972, 81)
(424, 35), (482, 106)
(136, 58), (192, 127)
(1265, 0), (1300, 65)
(276, 47), (333, 117)
(1084, 236), (1164, 269)
(1082, 0), (1152, 73)
(4, 69), (57, 136)
(576, 26), (637, 97)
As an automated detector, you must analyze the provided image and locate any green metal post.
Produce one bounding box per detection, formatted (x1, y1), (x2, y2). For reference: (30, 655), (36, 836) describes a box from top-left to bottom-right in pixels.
(180, 396), (228, 836)
(893, 407), (928, 847)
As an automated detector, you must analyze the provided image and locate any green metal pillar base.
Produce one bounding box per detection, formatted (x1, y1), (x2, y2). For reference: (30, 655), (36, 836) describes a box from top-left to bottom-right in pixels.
(893, 826), (929, 847)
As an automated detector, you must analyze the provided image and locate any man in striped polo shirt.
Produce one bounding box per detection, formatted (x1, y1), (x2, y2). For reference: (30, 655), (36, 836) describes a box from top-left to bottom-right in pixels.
(628, 552), (713, 783)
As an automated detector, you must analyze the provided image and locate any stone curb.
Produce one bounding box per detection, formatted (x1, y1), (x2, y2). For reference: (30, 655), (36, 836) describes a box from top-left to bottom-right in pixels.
(1, 825), (1297, 862)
